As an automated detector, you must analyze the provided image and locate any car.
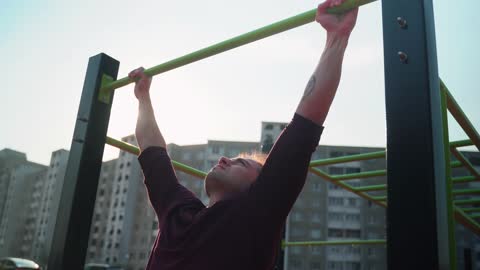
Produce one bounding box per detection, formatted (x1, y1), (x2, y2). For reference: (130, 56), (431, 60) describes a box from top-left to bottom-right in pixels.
(84, 263), (123, 270)
(0, 257), (41, 270)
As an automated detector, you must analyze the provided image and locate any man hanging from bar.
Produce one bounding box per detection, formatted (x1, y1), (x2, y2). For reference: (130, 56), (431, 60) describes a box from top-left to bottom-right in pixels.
(129, 0), (358, 269)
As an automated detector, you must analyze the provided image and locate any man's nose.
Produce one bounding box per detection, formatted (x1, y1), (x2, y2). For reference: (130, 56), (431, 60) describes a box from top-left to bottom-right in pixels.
(219, 156), (231, 165)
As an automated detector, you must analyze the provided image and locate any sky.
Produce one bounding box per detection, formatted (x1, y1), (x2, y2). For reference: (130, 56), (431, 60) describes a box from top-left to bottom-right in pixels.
(1, 0), (479, 165)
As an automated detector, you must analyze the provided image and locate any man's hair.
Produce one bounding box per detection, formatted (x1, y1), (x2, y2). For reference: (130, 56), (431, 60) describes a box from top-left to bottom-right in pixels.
(236, 151), (268, 170)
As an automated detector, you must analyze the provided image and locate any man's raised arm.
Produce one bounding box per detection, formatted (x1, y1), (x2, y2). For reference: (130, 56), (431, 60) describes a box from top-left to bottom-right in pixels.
(296, 0), (358, 126)
(129, 68), (167, 152)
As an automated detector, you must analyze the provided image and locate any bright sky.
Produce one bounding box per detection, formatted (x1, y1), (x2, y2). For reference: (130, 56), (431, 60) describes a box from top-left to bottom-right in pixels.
(1, 0), (479, 164)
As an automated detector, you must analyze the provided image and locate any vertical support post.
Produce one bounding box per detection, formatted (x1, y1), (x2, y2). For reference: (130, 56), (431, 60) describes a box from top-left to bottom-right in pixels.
(47, 53), (119, 270)
(463, 248), (472, 270)
(381, 1), (453, 270)
(440, 79), (458, 268)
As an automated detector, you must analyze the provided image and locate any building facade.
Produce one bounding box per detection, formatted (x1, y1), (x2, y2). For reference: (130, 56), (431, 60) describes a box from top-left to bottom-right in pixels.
(0, 149), (47, 259)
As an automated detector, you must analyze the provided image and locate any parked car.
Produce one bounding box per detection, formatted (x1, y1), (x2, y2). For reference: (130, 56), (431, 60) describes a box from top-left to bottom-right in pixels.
(0, 258), (40, 270)
(84, 263), (123, 270)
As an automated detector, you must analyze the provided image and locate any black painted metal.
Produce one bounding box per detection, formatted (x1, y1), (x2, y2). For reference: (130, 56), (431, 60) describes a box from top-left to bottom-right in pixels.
(381, 0), (452, 269)
(47, 53), (119, 270)
(464, 248), (472, 270)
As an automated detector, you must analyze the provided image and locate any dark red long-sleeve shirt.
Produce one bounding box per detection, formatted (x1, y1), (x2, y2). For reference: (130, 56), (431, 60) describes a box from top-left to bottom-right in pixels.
(138, 113), (323, 270)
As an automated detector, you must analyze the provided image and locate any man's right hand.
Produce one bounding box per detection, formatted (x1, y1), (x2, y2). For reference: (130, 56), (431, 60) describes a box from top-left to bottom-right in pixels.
(316, 0), (358, 38)
(129, 67), (152, 100)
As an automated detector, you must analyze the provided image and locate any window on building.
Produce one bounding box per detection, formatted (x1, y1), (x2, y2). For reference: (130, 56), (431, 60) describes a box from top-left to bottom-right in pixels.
(368, 215), (377, 224)
(327, 261), (343, 270)
(328, 212), (343, 221)
(367, 247), (376, 257)
(328, 228), (343, 238)
(120, 163), (124, 169)
(345, 214), (360, 222)
(367, 231), (379, 239)
(348, 198), (357, 207)
(329, 246), (342, 254)
(345, 262), (361, 270)
(328, 183), (341, 190)
(346, 167), (361, 174)
(328, 197), (344, 206)
(291, 246), (301, 254)
(152, 221), (158, 230)
(115, 243), (119, 248)
(265, 124), (273, 130)
(291, 228), (305, 237)
(311, 262), (321, 270)
(311, 246), (321, 254)
(292, 212), (303, 222)
(328, 167), (344, 175)
(313, 182), (321, 192)
(345, 229), (361, 238)
(330, 151), (343, 158)
(211, 145), (220, 154)
(290, 259), (302, 269)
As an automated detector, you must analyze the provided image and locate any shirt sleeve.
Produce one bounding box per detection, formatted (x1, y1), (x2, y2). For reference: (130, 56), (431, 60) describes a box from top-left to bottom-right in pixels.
(138, 146), (198, 225)
(245, 113), (323, 228)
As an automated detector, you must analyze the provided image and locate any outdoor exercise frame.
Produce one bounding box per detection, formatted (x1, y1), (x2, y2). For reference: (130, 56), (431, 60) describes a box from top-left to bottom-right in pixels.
(47, 0), (480, 269)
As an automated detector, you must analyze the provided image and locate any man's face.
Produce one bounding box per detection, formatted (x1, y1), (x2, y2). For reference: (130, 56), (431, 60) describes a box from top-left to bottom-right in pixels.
(205, 156), (262, 196)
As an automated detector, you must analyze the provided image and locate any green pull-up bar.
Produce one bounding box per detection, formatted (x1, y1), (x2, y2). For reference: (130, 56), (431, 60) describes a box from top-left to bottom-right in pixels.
(101, 0), (377, 92)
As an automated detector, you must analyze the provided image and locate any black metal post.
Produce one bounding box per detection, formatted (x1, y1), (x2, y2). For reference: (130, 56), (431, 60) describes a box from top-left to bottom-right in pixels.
(382, 0), (452, 269)
(464, 248), (472, 270)
(47, 53), (119, 270)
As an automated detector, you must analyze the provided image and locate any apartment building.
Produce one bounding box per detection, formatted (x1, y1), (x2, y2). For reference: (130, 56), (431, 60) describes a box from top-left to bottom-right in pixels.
(0, 149), (47, 259)
(31, 149), (69, 265)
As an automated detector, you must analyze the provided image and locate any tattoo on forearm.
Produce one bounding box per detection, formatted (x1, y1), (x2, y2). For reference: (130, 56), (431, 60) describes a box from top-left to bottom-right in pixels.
(302, 75), (316, 101)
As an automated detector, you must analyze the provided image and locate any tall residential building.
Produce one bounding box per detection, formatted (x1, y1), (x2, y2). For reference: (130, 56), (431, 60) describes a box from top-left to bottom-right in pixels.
(85, 135), (157, 270)
(0, 149), (29, 221)
(86, 158), (117, 263)
(260, 121), (388, 270)
(0, 149), (47, 259)
(286, 145), (387, 270)
(31, 149), (69, 265)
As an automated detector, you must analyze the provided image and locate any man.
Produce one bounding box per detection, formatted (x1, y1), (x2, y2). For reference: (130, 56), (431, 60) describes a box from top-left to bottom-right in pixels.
(129, 0), (357, 269)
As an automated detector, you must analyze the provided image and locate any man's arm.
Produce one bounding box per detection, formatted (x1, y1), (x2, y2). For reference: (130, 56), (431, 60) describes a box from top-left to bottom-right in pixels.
(130, 68), (201, 223)
(129, 68), (166, 152)
(296, 0), (358, 126)
(245, 0), (358, 228)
